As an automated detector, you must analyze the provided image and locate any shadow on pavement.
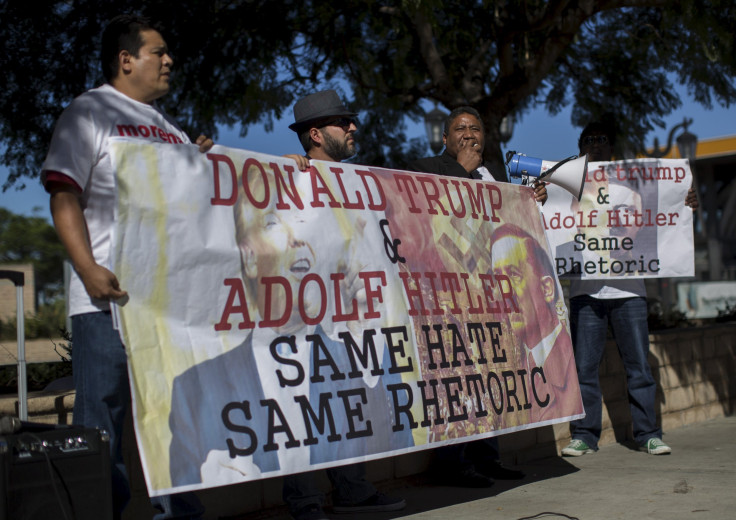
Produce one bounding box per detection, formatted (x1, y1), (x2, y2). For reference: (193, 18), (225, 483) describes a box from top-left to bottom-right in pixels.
(221, 457), (580, 520)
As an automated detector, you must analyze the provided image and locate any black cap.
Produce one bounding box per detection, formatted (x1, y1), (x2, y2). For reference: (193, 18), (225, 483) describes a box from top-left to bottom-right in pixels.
(289, 90), (358, 132)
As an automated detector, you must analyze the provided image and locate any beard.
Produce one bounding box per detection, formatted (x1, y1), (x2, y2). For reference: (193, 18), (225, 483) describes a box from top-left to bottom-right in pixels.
(322, 131), (356, 161)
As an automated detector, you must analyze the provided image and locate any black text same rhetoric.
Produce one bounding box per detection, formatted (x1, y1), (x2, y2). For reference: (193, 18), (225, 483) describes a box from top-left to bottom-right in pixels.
(220, 322), (551, 458)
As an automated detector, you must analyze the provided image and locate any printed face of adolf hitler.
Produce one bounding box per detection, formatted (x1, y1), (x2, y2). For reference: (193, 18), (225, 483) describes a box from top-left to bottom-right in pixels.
(491, 234), (555, 348)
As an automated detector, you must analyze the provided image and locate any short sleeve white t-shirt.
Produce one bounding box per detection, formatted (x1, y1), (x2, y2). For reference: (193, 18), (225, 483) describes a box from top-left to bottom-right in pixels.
(569, 278), (646, 300)
(41, 84), (191, 316)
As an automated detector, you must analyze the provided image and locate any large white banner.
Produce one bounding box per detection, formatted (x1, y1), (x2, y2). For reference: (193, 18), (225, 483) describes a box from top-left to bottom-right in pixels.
(541, 158), (694, 279)
(109, 138), (583, 496)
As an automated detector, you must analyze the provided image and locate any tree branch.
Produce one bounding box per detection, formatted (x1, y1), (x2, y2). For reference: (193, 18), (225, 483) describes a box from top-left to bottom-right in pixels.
(408, 8), (452, 101)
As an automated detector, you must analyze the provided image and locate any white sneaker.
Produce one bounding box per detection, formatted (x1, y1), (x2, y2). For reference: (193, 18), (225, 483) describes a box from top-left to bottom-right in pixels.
(642, 437), (672, 455)
(561, 439), (595, 457)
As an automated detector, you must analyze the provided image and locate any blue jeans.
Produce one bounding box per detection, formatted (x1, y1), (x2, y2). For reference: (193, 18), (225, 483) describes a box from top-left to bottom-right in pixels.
(569, 296), (661, 449)
(72, 312), (203, 519)
(283, 463), (375, 512)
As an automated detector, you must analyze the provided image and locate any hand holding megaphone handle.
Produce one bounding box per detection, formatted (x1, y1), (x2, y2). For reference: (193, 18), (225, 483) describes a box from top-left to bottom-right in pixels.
(530, 180), (549, 204)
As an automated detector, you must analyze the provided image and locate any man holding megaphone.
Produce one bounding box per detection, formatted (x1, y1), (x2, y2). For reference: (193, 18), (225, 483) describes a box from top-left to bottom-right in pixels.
(561, 121), (698, 459)
(409, 106), (548, 204)
(407, 106), (535, 489)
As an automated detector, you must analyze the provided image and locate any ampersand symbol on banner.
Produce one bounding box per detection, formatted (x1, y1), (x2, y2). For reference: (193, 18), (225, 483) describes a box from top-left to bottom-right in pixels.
(597, 187), (609, 204)
(380, 219), (406, 264)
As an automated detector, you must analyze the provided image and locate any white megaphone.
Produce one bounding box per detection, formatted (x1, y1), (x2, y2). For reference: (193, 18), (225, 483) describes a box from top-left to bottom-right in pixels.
(506, 151), (588, 200)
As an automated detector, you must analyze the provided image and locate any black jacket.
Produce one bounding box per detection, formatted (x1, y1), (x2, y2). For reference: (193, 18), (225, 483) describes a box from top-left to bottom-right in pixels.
(407, 151), (508, 183)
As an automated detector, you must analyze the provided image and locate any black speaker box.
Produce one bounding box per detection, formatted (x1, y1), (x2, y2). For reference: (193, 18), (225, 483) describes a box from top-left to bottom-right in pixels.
(0, 426), (113, 520)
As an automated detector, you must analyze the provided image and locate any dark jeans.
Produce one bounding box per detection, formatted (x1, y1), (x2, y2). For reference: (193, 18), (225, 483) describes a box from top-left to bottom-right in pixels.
(568, 296), (661, 449)
(72, 311), (204, 519)
(434, 438), (501, 472)
(283, 463), (375, 512)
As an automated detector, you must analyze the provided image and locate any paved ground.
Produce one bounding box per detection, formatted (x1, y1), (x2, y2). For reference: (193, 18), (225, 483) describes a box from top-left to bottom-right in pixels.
(247, 415), (736, 520)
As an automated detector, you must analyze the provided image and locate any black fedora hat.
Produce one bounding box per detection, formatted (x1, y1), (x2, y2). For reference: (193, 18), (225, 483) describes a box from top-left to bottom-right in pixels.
(289, 90), (358, 132)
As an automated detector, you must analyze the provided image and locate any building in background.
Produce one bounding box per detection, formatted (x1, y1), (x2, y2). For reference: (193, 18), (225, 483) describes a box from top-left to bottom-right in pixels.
(650, 134), (736, 314)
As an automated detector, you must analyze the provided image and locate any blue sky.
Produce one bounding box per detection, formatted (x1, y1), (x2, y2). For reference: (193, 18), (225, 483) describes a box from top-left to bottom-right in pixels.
(2, 84), (734, 222)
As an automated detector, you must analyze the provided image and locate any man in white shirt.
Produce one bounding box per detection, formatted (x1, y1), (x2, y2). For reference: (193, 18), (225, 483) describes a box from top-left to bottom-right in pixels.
(42, 14), (212, 519)
(561, 121), (697, 457)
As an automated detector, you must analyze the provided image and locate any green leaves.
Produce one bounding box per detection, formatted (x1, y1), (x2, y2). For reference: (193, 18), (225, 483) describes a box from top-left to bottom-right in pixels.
(0, 207), (66, 302)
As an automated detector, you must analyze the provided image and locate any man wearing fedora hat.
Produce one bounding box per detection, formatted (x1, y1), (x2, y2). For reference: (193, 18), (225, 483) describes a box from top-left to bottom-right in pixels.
(286, 89), (360, 167)
(282, 89), (406, 520)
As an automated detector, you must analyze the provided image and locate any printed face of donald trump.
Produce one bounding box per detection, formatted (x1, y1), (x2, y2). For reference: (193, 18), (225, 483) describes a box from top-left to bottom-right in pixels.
(234, 167), (319, 332)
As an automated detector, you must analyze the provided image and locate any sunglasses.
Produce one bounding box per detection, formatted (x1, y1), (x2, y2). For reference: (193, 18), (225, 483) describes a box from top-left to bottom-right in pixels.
(582, 135), (609, 146)
(320, 117), (357, 130)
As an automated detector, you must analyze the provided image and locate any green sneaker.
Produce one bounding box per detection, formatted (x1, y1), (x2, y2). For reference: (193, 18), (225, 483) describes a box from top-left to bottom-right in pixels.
(642, 437), (672, 455)
(561, 439), (594, 457)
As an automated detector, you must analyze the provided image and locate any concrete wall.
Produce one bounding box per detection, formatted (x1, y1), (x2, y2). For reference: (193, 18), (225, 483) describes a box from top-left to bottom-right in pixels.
(7, 323), (735, 519)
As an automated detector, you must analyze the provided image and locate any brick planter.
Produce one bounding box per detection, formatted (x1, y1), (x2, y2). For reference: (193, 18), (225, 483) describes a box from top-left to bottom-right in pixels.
(499, 322), (736, 462)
